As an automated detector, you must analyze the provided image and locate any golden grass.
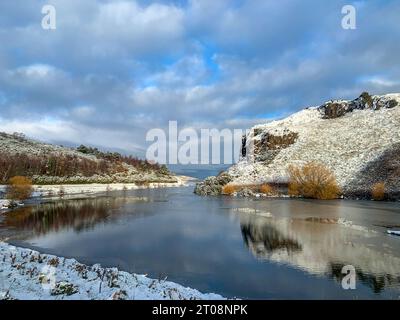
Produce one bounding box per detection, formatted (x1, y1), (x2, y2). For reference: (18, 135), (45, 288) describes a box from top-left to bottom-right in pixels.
(221, 184), (237, 195)
(287, 162), (340, 200)
(6, 176), (33, 201)
(259, 184), (275, 195)
(371, 182), (385, 201)
(222, 183), (277, 196)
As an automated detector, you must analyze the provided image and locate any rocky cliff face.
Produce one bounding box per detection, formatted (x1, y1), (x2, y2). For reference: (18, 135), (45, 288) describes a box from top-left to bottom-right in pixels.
(196, 92), (400, 199)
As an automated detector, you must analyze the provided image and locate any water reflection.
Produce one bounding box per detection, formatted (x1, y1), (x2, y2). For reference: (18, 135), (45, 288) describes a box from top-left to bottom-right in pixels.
(1, 190), (400, 298)
(330, 263), (400, 294)
(238, 213), (400, 293)
(0, 196), (147, 236)
(241, 222), (302, 254)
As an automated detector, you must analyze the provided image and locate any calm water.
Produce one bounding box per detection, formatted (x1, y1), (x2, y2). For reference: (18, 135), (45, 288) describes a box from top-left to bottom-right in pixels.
(1, 187), (400, 299)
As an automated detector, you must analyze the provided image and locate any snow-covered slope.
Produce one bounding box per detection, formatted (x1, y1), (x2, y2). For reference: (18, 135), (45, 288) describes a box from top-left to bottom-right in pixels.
(0, 132), (176, 184)
(0, 132), (96, 160)
(226, 92), (400, 198)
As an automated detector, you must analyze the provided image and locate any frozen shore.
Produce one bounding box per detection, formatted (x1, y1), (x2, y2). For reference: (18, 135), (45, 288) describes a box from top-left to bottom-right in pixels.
(0, 242), (224, 300)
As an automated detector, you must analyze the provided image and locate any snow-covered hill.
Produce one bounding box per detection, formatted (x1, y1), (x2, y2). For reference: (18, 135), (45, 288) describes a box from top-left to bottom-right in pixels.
(0, 132), (95, 160)
(198, 92), (400, 199)
(0, 132), (177, 185)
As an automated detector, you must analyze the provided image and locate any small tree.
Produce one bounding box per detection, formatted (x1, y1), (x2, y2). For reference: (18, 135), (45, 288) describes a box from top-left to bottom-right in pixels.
(287, 162), (340, 200)
(6, 176), (33, 201)
(371, 182), (385, 201)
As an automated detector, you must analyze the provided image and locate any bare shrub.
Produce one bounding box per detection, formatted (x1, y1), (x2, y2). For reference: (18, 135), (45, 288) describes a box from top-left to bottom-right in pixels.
(6, 176), (33, 201)
(371, 182), (385, 201)
(287, 162), (340, 200)
(259, 184), (275, 195)
(222, 184), (237, 195)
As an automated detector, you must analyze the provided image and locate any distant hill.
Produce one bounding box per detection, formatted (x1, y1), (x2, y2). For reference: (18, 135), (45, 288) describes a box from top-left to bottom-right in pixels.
(0, 132), (176, 185)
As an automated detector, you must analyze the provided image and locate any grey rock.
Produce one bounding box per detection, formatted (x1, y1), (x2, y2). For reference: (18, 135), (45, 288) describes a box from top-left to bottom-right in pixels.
(194, 172), (233, 196)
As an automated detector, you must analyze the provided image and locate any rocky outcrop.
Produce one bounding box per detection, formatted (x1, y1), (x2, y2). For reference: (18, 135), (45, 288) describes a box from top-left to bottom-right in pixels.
(194, 172), (233, 196)
(243, 129), (299, 163)
(318, 92), (398, 119)
(196, 92), (400, 199)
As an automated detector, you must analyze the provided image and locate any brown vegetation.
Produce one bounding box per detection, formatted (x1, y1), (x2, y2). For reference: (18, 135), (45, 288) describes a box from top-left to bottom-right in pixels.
(287, 162), (340, 200)
(76, 145), (168, 173)
(259, 184), (276, 195)
(222, 184), (239, 195)
(6, 176), (33, 201)
(0, 153), (109, 183)
(371, 182), (385, 201)
(0, 151), (169, 184)
(221, 183), (277, 196)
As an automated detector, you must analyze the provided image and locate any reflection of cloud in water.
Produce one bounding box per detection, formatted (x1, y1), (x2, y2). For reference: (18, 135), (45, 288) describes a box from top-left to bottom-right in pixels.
(239, 214), (400, 292)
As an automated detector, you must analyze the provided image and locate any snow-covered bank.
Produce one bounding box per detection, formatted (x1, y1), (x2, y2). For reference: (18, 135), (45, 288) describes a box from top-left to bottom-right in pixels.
(0, 242), (224, 300)
(0, 176), (195, 210)
(32, 175), (194, 198)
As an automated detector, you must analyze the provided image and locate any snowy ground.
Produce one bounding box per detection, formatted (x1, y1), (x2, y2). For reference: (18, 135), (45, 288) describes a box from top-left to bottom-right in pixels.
(33, 175), (193, 197)
(0, 242), (224, 300)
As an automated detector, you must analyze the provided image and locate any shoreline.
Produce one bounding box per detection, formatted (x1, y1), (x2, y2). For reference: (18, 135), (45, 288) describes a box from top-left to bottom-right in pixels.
(194, 176), (400, 202)
(0, 242), (224, 300)
(0, 175), (197, 211)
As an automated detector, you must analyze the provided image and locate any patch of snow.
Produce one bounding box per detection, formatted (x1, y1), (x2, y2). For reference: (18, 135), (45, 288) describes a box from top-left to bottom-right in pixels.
(30, 177), (191, 199)
(0, 242), (225, 300)
(337, 218), (377, 233)
(232, 208), (273, 218)
(0, 199), (10, 211)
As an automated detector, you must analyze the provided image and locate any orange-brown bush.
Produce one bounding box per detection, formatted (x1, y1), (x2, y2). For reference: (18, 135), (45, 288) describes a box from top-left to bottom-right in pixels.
(222, 184), (237, 195)
(6, 176), (33, 201)
(259, 184), (275, 195)
(287, 162), (340, 200)
(222, 183), (277, 196)
(371, 182), (385, 201)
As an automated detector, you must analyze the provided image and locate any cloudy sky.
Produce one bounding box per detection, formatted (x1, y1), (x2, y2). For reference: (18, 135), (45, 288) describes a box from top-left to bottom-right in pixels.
(0, 0), (399, 159)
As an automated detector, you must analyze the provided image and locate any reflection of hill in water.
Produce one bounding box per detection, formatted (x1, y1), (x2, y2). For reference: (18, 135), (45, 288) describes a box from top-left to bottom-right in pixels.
(239, 214), (400, 293)
(1, 197), (146, 236)
(241, 223), (302, 255)
(330, 263), (400, 294)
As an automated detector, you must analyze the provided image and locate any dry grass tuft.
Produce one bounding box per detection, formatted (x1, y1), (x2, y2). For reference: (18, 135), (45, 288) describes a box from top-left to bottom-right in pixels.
(371, 182), (385, 201)
(222, 184), (237, 195)
(259, 184), (275, 195)
(6, 176), (33, 201)
(287, 162), (340, 200)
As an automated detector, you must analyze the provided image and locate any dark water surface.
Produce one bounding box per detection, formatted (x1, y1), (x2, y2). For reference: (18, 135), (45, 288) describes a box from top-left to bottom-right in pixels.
(1, 187), (400, 299)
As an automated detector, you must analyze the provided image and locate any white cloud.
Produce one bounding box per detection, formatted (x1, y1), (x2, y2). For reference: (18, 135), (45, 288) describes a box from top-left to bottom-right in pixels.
(0, 0), (400, 156)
